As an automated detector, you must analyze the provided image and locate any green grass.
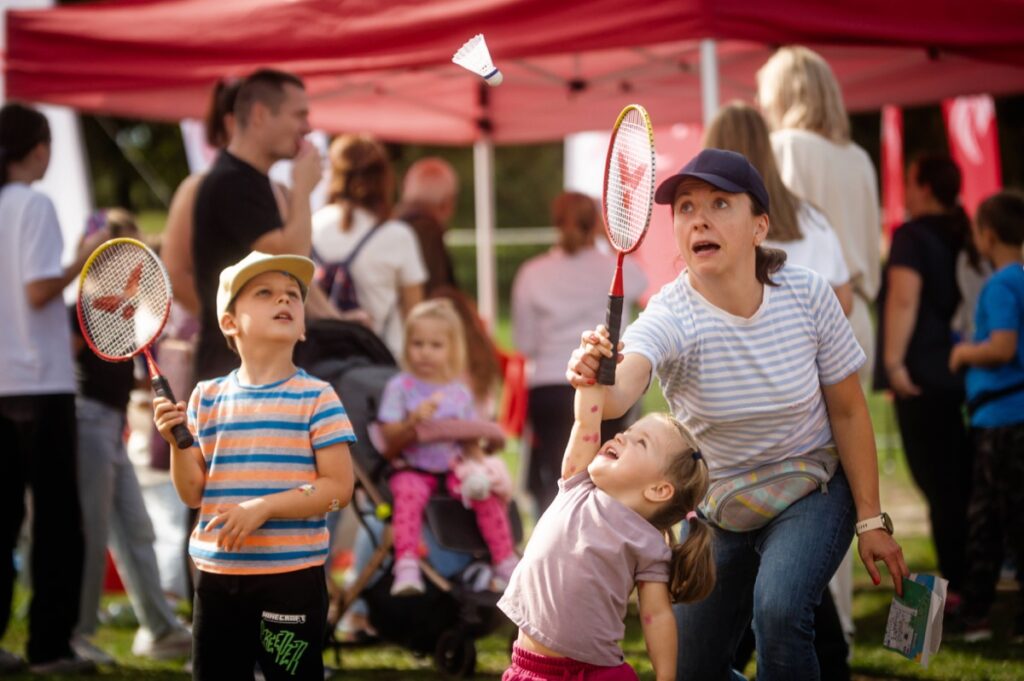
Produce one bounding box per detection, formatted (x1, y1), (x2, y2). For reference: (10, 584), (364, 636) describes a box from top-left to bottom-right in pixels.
(5, 390), (1019, 679)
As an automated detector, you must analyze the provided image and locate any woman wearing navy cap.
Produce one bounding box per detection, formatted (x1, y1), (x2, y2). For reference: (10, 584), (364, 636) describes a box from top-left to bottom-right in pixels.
(568, 149), (906, 681)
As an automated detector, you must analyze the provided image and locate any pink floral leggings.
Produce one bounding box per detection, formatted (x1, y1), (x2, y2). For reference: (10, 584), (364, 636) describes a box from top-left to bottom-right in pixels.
(388, 469), (515, 564)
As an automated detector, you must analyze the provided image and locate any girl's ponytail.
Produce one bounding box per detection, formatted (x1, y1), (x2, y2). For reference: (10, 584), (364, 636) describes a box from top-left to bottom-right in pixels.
(646, 414), (717, 604)
(667, 516), (716, 603)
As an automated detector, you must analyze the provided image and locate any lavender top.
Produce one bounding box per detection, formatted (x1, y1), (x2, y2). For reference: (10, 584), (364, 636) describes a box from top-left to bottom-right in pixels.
(377, 372), (476, 472)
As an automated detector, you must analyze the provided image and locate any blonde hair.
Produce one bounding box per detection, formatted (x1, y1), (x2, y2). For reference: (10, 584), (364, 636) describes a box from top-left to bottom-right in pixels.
(703, 103), (802, 242)
(328, 134), (394, 230)
(645, 413), (716, 604)
(402, 299), (467, 382)
(428, 286), (500, 405)
(756, 46), (850, 144)
(552, 191), (599, 255)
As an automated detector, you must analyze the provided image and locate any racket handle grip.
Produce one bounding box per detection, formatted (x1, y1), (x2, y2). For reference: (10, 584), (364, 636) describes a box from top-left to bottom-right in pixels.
(597, 295), (624, 386)
(151, 375), (195, 450)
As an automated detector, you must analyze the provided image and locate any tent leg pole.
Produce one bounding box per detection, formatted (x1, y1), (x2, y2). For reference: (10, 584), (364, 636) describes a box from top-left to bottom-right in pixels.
(473, 137), (497, 327)
(700, 38), (719, 126)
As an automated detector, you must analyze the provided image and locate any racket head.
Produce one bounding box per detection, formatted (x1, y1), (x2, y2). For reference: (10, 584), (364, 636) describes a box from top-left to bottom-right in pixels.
(76, 237), (172, 362)
(602, 104), (656, 255)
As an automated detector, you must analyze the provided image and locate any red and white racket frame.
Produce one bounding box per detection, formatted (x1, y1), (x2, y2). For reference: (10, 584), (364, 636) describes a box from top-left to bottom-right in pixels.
(598, 104), (656, 385)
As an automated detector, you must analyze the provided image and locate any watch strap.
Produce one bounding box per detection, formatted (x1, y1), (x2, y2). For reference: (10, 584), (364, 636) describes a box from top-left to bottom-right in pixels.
(856, 514), (890, 535)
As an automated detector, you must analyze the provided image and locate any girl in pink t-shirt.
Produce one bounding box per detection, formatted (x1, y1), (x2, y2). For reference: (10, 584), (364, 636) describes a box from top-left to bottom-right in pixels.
(498, 328), (715, 681)
(378, 299), (517, 596)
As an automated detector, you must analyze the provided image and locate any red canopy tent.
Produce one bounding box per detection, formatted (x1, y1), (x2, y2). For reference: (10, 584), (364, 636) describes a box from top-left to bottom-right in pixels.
(6, 0), (1024, 318)
(6, 0), (1024, 143)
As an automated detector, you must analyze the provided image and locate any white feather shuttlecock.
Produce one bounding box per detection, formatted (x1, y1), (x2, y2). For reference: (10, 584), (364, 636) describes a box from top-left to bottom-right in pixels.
(452, 33), (503, 87)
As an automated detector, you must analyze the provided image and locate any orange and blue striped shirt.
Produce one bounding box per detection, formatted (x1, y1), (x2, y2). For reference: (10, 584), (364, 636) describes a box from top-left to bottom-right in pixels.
(186, 369), (355, 575)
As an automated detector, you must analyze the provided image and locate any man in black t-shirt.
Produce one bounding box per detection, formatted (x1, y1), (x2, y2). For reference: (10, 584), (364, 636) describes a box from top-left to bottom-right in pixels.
(192, 68), (323, 382)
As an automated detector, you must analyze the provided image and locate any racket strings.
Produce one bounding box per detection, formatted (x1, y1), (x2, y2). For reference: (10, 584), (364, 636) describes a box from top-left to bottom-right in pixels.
(605, 109), (654, 251)
(79, 243), (171, 359)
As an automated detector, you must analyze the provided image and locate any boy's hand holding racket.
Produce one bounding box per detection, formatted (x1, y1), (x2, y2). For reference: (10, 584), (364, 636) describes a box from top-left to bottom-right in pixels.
(153, 396), (189, 448)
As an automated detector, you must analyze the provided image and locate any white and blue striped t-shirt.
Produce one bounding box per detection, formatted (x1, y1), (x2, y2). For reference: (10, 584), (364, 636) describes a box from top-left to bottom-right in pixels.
(621, 265), (865, 480)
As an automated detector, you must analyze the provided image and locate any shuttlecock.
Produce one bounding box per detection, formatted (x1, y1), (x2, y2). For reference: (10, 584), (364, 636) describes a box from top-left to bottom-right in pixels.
(452, 33), (503, 87)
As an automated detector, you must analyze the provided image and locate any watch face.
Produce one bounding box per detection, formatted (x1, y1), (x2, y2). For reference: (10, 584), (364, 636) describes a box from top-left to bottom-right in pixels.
(881, 512), (894, 534)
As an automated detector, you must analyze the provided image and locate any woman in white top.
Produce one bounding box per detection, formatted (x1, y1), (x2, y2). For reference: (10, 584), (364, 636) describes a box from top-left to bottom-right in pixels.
(0, 103), (107, 674)
(704, 102), (853, 315)
(511, 191), (647, 516)
(312, 134), (426, 357)
(757, 46), (881, 387)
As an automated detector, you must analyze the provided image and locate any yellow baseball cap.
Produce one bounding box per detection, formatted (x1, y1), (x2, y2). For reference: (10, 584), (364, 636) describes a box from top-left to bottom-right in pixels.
(216, 251), (315, 319)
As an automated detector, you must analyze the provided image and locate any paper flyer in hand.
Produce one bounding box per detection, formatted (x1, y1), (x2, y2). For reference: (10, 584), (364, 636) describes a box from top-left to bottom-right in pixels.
(882, 573), (948, 667)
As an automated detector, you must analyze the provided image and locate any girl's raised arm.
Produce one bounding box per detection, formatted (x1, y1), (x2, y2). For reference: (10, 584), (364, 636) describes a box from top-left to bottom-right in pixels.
(561, 385), (605, 480)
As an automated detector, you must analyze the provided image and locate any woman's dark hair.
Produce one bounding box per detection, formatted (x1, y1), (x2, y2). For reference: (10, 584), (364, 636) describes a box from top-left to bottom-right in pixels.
(912, 153), (980, 269)
(0, 103), (51, 189)
(205, 78), (241, 148)
(976, 190), (1024, 248)
(749, 198), (787, 286)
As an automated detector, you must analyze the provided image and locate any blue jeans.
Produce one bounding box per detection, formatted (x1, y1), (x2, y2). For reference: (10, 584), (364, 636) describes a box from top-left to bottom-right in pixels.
(75, 397), (181, 640)
(675, 468), (855, 681)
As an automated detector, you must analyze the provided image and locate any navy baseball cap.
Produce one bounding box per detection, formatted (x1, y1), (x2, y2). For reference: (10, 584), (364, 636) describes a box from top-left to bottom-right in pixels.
(654, 148), (770, 213)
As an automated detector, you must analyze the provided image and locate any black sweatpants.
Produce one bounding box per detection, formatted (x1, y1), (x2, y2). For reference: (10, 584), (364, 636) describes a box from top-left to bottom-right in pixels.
(193, 566), (328, 681)
(963, 422), (1024, 617)
(0, 393), (83, 664)
(893, 393), (972, 591)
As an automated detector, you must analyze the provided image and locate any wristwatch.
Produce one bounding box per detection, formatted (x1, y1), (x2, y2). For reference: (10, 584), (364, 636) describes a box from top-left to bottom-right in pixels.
(855, 512), (894, 536)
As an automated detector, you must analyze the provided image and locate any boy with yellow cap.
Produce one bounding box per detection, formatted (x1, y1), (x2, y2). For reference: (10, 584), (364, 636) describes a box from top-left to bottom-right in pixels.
(154, 251), (355, 680)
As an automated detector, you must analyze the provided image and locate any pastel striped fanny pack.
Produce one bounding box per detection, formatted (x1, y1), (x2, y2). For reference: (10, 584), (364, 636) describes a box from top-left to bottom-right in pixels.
(699, 448), (839, 532)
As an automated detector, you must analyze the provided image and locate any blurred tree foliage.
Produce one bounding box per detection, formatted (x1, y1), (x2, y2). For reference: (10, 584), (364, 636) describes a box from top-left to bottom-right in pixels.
(389, 142), (563, 231)
(81, 116), (188, 214)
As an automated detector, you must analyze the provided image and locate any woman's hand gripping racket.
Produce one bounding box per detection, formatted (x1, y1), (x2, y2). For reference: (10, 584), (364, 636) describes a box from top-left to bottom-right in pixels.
(77, 238), (194, 449)
(598, 104), (655, 385)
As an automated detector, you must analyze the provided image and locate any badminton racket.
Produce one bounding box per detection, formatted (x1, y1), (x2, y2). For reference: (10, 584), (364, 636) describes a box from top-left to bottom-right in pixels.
(598, 104), (656, 385)
(76, 238), (194, 449)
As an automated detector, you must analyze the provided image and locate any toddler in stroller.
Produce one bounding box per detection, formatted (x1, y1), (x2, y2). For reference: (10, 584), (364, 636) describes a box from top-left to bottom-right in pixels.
(298, 310), (522, 678)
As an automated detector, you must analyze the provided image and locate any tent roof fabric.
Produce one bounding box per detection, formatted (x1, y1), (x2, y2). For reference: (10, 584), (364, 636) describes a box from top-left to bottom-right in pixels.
(6, 0), (1024, 142)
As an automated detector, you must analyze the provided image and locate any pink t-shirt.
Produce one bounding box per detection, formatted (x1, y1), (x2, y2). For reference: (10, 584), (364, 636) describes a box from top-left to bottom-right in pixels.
(498, 471), (670, 666)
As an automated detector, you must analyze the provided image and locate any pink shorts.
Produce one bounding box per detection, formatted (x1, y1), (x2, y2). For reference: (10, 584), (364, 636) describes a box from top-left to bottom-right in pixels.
(502, 643), (639, 681)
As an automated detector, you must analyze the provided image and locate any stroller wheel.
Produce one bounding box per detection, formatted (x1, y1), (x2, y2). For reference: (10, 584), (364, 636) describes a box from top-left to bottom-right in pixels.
(435, 629), (477, 678)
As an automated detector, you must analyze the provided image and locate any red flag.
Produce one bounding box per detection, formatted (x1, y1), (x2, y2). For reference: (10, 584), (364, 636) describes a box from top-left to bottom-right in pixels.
(881, 106), (904, 237)
(942, 95), (1002, 216)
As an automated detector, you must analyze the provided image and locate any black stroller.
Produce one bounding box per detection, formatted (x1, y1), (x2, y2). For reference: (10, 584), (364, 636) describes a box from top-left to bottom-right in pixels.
(296, 320), (523, 678)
